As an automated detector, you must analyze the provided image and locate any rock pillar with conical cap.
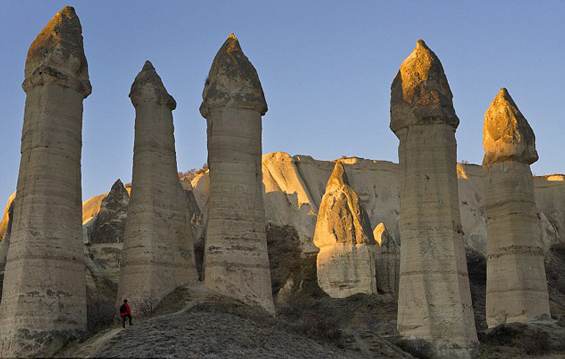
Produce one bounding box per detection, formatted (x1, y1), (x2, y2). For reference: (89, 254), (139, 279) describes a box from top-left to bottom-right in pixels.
(390, 40), (478, 358)
(0, 7), (91, 357)
(313, 162), (378, 298)
(200, 34), (274, 314)
(483, 88), (550, 327)
(117, 61), (198, 308)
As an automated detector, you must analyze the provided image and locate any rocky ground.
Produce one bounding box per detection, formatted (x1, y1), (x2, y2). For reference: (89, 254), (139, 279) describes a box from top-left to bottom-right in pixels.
(58, 242), (565, 359)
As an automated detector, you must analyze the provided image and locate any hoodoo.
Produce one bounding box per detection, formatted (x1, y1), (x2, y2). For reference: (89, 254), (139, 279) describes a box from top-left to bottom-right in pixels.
(483, 88), (550, 327)
(200, 34), (275, 314)
(313, 162), (377, 298)
(390, 40), (478, 358)
(117, 61), (198, 307)
(0, 7), (91, 357)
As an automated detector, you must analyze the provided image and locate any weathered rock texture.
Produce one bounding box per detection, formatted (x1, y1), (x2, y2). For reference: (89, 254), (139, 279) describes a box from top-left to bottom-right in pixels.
(200, 35), (274, 314)
(185, 153), (563, 257)
(85, 179), (129, 244)
(0, 7), (91, 357)
(390, 40), (478, 357)
(373, 223), (399, 296)
(313, 162), (377, 298)
(117, 61), (198, 307)
(483, 88), (550, 327)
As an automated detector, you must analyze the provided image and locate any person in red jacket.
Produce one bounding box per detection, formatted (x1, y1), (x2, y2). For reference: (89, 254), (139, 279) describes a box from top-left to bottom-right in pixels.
(119, 299), (133, 328)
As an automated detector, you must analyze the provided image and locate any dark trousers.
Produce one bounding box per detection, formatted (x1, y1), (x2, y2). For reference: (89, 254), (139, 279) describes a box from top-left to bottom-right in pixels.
(121, 314), (132, 328)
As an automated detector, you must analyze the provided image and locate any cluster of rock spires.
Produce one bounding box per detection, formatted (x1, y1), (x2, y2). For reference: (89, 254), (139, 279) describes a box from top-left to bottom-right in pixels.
(0, 6), (556, 359)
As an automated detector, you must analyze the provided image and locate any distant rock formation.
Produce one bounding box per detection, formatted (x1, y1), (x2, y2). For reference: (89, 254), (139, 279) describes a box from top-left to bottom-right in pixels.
(0, 192), (16, 300)
(187, 153), (564, 257)
(85, 179), (129, 244)
(313, 162), (377, 298)
(0, 191), (15, 242)
(0, 7), (91, 357)
(117, 61), (198, 307)
(390, 40), (478, 357)
(200, 35), (274, 314)
(373, 223), (399, 296)
(483, 88), (551, 327)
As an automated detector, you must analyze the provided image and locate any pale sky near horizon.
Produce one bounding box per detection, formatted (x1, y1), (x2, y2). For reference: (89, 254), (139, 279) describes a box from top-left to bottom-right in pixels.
(1, 1), (564, 208)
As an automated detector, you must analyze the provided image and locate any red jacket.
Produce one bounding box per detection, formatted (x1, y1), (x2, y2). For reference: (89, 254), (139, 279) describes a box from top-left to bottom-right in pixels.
(120, 302), (131, 316)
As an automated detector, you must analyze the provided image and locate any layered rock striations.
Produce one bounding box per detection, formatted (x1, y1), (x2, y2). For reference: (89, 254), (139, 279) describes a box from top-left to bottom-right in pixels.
(200, 35), (274, 314)
(313, 162), (378, 298)
(0, 7), (90, 357)
(390, 40), (478, 357)
(117, 61), (198, 307)
(483, 88), (550, 327)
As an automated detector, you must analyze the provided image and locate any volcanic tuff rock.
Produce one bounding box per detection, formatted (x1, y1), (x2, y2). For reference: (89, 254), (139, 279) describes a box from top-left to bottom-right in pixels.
(390, 39), (458, 133)
(483, 88), (550, 327)
(85, 179), (129, 244)
(0, 6), (90, 358)
(117, 61), (198, 308)
(373, 223), (399, 296)
(0, 192), (15, 300)
(200, 35), (274, 314)
(313, 162), (378, 298)
(390, 40), (478, 358)
(200, 33), (267, 118)
(483, 88), (538, 166)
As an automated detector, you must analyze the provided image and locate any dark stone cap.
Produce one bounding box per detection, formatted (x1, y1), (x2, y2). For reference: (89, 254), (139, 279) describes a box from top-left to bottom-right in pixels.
(390, 39), (458, 133)
(200, 34), (267, 118)
(130, 61), (176, 110)
(23, 6), (91, 97)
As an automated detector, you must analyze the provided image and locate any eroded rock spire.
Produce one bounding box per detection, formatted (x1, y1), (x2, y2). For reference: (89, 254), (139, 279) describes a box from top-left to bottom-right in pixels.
(0, 7), (89, 357)
(483, 88), (550, 327)
(117, 61), (198, 308)
(313, 162), (377, 298)
(201, 35), (274, 314)
(391, 40), (478, 358)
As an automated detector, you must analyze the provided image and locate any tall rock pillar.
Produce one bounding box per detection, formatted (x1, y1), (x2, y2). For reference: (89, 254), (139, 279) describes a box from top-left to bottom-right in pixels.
(0, 7), (91, 357)
(483, 88), (550, 327)
(390, 40), (477, 358)
(200, 34), (274, 314)
(313, 162), (378, 298)
(117, 61), (198, 307)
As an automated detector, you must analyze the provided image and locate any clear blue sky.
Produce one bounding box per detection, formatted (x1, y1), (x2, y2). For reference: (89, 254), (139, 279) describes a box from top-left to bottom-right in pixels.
(1, 1), (564, 208)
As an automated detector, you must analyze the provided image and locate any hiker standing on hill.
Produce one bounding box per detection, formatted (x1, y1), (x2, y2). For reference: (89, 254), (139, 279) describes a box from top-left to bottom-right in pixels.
(120, 299), (133, 328)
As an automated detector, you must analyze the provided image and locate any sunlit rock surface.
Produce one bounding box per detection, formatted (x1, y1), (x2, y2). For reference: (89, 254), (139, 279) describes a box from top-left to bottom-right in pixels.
(313, 162), (377, 298)
(373, 223), (399, 296)
(200, 35), (274, 314)
(117, 61), (198, 308)
(0, 7), (90, 357)
(390, 40), (478, 358)
(483, 88), (550, 328)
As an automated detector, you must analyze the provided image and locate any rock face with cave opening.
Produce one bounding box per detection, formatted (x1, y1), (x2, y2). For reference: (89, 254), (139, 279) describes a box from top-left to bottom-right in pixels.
(117, 61), (198, 309)
(0, 7), (91, 357)
(200, 35), (275, 314)
(313, 162), (378, 298)
(483, 88), (551, 328)
(390, 40), (478, 358)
